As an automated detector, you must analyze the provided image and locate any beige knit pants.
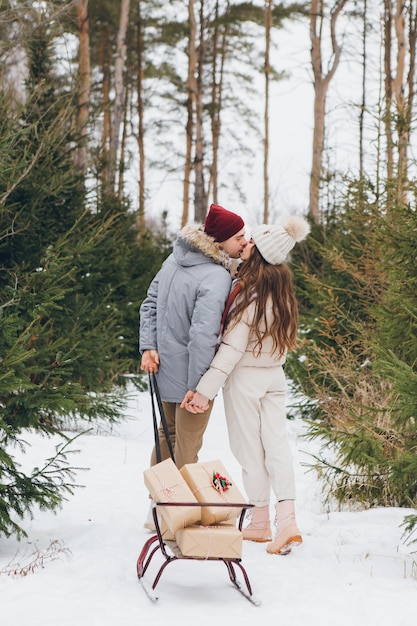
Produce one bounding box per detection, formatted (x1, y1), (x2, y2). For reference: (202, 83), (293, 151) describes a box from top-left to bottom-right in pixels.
(222, 364), (296, 507)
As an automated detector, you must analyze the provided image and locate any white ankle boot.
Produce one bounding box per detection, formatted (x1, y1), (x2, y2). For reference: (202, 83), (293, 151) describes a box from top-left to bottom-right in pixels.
(267, 500), (302, 555)
(242, 505), (272, 542)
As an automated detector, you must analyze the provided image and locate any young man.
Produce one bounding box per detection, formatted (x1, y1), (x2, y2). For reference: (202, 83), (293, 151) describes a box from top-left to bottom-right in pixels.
(139, 203), (247, 472)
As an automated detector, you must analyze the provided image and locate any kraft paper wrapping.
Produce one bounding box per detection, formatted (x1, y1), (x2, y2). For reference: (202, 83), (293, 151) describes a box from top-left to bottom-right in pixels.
(143, 458), (201, 534)
(180, 460), (246, 526)
(175, 524), (243, 559)
(158, 515), (175, 541)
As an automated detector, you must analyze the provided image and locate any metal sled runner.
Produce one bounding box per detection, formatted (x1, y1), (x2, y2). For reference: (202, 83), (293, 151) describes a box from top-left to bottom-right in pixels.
(137, 502), (259, 604)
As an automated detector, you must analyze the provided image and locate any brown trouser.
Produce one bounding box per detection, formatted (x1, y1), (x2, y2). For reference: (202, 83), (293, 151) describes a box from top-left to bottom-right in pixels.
(150, 400), (214, 469)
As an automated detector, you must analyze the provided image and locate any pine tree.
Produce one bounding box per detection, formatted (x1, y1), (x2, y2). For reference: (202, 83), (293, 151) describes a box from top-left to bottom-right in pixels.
(287, 179), (417, 515)
(0, 18), (127, 538)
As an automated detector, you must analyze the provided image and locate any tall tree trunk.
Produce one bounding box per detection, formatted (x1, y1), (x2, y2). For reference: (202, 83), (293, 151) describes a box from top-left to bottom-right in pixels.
(263, 0), (272, 223)
(208, 0), (228, 207)
(385, 0), (417, 203)
(359, 0), (367, 179)
(194, 0), (207, 223)
(309, 0), (348, 224)
(76, 0), (90, 175)
(208, 0), (220, 206)
(393, 0), (407, 201)
(108, 0), (130, 191)
(182, 0), (197, 227)
(118, 75), (129, 198)
(406, 2), (417, 175)
(310, 79), (326, 223)
(137, 2), (146, 230)
(99, 26), (111, 189)
(394, 0), (417, 203)
(384, 0), (394, 182)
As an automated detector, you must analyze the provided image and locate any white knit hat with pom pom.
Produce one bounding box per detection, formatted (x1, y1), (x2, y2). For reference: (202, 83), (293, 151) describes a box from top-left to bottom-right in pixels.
(251, 215), (310, 265)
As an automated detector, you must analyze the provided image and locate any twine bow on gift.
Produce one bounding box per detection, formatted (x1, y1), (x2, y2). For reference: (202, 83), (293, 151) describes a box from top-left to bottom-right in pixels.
(161, 483), (175, 498)
(153, 479), (178, 500)
(150, 470), (189, 528)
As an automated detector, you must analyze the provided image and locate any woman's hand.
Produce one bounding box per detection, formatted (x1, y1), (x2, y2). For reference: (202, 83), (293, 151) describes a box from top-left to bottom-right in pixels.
(181, 391), (210, 413)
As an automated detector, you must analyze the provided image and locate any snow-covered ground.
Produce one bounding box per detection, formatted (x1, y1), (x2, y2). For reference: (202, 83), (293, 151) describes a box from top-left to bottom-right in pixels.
(1, 385), (416, 625)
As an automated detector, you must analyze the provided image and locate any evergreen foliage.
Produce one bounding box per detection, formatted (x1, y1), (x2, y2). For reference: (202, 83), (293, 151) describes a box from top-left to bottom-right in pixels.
(0, 427), (86, 539)
(0, 19), (173, 538)
(288, 180), (417, 522)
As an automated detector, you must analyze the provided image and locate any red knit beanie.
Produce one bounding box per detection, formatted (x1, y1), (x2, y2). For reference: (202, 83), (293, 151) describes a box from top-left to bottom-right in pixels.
(204, 203), (244, 243)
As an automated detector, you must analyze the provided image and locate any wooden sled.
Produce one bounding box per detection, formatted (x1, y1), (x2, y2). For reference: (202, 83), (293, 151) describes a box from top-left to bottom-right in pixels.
(137, 502), (259, 605)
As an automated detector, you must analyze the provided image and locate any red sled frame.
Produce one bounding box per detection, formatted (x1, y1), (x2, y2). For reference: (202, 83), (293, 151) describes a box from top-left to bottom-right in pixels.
(137, 502), (258, 604)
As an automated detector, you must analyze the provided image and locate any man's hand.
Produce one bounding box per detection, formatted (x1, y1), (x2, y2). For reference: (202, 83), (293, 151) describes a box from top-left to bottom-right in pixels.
(181, 390), (210, 413)
(180, 390), (195, 408)
(140, 349), (160, 373)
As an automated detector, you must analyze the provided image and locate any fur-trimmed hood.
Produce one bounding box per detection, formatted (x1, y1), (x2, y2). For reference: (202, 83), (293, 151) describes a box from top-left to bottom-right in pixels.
(174, 223), (232, 269)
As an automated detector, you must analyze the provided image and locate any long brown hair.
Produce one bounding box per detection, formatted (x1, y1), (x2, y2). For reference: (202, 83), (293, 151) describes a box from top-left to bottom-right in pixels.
(226, 247), (299, 357)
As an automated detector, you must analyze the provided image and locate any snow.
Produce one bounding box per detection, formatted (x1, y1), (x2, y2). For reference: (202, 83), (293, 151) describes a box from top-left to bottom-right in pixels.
(1, 385), (416, 625)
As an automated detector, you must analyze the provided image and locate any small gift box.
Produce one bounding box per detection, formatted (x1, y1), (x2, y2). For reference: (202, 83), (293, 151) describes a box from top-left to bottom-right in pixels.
(144, 458), (201, 534)
(180, 460), (246, 525)
(159, 515), (175, 541)
(175, 524), (243, 559)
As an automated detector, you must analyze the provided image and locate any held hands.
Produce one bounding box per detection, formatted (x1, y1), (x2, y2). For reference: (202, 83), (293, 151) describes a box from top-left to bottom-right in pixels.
(180, 390), (210, 414)
(140, 349), (160, 374)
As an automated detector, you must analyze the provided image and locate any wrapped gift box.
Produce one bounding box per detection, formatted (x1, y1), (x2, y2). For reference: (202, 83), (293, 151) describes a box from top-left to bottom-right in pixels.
(159, 515), (175, 541)
(144, 458), (201, 534)
(180, 460), (247, 526)
(175, 524), (242, 559)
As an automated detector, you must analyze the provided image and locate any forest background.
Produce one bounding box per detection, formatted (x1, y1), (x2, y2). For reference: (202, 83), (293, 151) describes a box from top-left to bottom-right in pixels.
(1, 0), (417, 549)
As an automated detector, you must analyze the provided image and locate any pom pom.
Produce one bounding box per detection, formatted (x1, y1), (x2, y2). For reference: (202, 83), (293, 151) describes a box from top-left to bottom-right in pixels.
(283, 215), (310, 242)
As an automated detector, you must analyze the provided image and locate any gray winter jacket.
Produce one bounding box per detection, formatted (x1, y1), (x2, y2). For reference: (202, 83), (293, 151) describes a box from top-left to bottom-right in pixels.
(139, 224), (233, 402)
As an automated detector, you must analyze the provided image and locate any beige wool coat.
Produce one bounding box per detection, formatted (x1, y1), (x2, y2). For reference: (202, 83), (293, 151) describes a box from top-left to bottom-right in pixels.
(196, 298), (287, 401)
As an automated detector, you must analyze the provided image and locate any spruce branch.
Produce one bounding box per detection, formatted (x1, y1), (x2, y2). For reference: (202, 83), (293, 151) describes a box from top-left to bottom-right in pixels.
(0, 431), (88, 538)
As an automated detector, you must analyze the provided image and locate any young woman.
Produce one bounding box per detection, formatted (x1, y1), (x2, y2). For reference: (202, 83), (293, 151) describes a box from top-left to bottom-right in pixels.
(181, 216), (310, 555)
